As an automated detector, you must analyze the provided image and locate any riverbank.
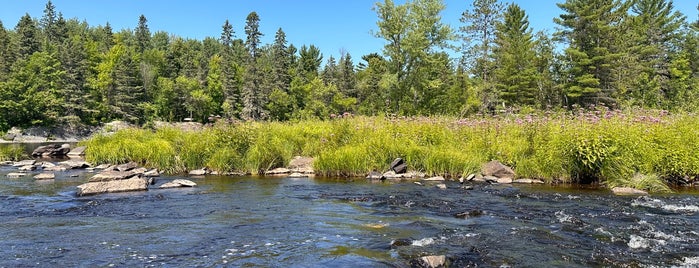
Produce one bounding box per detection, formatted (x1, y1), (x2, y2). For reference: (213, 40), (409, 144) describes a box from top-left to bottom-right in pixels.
(77, 110), (699, 192)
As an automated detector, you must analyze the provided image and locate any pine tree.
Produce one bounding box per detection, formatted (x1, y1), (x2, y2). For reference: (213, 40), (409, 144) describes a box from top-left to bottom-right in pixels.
(322, 55), (338, 85)
(242, 12), (266, 120)
(135, 14), (151, 53)
(15, 13), (41, 60)
(0, 21), (15, 79)
(219, 19), (241, 118)
(271, 28), (291, 95)
(628, 0), (685, 107)
(492, 3), (538, 107)
(555, 0), (628, 107)
(460, 0), (503, 82)
(40, 0), (58, 46)
(338, 52), (357, 97)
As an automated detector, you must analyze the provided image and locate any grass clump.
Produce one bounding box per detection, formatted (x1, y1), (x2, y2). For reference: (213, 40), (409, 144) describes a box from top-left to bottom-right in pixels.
(0, 145), (25, 161)
(82, 110), (699, 192)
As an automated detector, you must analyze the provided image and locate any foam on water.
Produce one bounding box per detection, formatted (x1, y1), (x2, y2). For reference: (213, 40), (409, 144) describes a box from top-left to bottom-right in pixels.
(631, 197), (699, 214)
(672, 256), (699, 268)
(411, 237), (435, 247)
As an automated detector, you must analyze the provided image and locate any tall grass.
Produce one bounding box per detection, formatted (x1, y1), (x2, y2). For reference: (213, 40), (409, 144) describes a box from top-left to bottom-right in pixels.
(82, 110), (699, 191)
(0, 144), (25, 161)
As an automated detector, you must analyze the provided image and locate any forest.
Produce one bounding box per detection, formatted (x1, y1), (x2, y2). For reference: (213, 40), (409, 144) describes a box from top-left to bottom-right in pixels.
(0, 0), (698, 132)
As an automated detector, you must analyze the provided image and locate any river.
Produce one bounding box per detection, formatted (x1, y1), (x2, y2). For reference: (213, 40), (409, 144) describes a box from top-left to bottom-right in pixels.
(1, 164), (699, 267)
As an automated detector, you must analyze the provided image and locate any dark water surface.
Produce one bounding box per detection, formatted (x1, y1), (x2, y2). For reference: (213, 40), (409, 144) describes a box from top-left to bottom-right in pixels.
(1, 166), (699, 267)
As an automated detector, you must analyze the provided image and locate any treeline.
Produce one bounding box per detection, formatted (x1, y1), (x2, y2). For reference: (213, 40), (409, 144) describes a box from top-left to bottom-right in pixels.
(0, 0), (698, 131)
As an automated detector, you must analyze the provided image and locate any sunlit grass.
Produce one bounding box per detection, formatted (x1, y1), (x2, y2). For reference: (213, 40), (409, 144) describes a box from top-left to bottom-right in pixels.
(82, 110), (699, 192)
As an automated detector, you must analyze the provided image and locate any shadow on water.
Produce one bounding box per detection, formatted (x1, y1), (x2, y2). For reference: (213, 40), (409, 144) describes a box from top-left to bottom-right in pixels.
(1, 171), (698, 267)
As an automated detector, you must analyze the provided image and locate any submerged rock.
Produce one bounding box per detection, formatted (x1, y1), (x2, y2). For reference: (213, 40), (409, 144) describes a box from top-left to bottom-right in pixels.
(611, 187), (648, 196)
(34, 172), (55, 180)
(77, 177), (148, 196)
(413, 255), (447, 268)
(482, 160), (515, 179)
(18, 165), (36, 171)
(513, 178), (545, 184)
(12, 160), (36, 167)
(7, 172), (27, 178)
(287, 172), (308, 178)
(159, 179), (197, 189)
(454, 209), (484, 219)
(435, 183), (447, 189)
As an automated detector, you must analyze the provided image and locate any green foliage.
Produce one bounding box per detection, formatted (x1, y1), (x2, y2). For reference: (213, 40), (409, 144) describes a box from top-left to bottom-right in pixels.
(0, 145), (25, 161)
(83, 111), (699, 191)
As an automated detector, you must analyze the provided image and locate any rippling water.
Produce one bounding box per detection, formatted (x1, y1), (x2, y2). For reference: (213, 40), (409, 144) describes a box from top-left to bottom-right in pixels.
(1, 165), (698, 267)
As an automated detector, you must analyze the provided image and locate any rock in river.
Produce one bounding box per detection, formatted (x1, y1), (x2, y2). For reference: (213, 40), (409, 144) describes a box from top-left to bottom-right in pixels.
(188, 168), (207, 176)
(159, 179), (197, 189)
(412, 255), (447, 268)
(611, 187), (648, 196)
(34, 172), (55, 180)
(481, 160), (515, 179)
(76, 177), (149, 196)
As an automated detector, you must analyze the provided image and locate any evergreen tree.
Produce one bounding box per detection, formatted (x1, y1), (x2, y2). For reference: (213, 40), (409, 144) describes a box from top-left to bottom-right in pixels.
(555, 0), (629, 107)
(267, 28), (293, 120)
(135, 14), (151, 53)
(0, 21), (15, 79)
(338, 52), (357, 97)
(492, 3), (538, 107)
(40, 0), (58, 46)
(627, 0), (685, 107)
(460, 0), (503, 82)
(15, 13), (41, 60)
(219, 19), (241, 118)
(298, 45), (323, 81)
(242, 12), (266, 120)
(322, 55), (338, 85)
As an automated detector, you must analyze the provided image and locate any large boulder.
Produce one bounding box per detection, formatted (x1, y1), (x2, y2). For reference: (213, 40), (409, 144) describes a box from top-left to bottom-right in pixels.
(31, 144), (71, 157)
(289, 156), (314, 173)
(76, 177), (148, 196)
(389, 158), (407, 174)
(481, 160), (515, 179)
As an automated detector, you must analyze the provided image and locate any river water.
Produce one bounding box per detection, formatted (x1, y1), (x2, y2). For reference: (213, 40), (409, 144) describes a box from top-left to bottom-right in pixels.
(1, 165), (699, 267)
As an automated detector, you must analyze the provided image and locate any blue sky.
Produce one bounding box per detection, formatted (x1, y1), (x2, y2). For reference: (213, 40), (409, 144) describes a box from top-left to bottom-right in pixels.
(1, 0), (697, 60)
